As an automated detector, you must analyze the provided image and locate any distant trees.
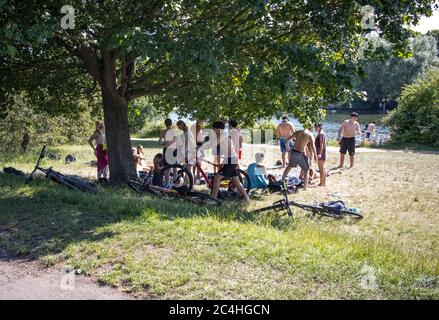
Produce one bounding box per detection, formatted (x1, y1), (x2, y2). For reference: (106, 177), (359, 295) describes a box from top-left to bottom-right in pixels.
(0, 93), (96, 153)
(354, 34), (439, 106)
(383, 69), (439, 147)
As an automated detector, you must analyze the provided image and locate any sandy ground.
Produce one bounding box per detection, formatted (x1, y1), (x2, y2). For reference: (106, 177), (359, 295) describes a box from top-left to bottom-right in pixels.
(0, 250), (134, 300)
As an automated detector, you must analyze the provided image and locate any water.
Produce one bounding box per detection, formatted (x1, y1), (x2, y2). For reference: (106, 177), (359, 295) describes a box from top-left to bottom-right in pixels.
(168, 112), (388, 141)
(276, 115), (388, 140)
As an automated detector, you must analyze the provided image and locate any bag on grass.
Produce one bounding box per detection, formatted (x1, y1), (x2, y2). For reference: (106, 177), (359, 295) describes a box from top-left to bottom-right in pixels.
(3, 167), (25, 176)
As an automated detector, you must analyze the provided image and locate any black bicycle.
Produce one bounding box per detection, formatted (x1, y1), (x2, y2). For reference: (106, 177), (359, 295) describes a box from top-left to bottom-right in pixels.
(26, 145), (98, 193)
(252, 181), (363, 219)
(127, 175), (221, 206)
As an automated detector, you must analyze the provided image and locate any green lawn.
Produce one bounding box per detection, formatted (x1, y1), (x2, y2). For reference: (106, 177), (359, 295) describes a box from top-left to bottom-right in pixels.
(0, 142), (438, 299)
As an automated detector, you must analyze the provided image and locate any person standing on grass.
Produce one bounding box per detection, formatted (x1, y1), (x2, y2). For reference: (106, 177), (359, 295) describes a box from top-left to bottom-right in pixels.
(229, 119), (243, 161)
(199, 121), (251, 204)
(281, 129), (317, 191)
(88, 121), (108, 183)
(314, 123), (327, 187)
(192, 119), (204, 184)
(275, 116), (295, 167)
(337, 112), (361, 169)
(159, 118), (178, 184)
(176, 120), (196, 173)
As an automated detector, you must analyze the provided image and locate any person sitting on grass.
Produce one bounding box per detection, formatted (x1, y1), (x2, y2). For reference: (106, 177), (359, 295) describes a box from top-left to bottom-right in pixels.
(198, 121), (251, 204)
(246, 152), (269, 189)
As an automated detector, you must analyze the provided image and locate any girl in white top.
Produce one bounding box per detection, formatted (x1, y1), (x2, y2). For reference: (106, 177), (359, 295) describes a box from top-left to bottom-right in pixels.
(229, 119), (243, 160)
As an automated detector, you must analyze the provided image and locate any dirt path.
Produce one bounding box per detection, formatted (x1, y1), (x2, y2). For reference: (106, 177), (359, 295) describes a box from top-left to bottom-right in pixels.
(0, 257), (135, 300)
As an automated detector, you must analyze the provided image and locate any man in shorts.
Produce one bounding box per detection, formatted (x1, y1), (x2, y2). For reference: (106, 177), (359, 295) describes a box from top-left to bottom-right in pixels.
(198, 121), (251, 204)
(275, 116), (295, 167)
(281, 128), (317, 191)
(337, 112), (361, 169)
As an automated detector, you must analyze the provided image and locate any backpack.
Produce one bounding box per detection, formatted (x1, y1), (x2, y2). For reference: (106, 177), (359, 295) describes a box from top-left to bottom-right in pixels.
(65, 154), (76, 164)
(320, 200), (346, 214)
(3, 167), (25, 176)
(47, 152), (61, 160)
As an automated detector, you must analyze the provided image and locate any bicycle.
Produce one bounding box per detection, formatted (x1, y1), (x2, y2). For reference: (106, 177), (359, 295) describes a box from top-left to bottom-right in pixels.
(157, 156), (251, 196)
(252, 181), (362, 219)
(26, 145), (98, 193)
(127, 175), (221, 206)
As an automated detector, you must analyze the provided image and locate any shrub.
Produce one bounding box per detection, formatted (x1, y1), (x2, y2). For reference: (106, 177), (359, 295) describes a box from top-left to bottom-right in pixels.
(0, 93), (96, 153)
(249, 119), (277, 144)
(383, 69), (439, 147)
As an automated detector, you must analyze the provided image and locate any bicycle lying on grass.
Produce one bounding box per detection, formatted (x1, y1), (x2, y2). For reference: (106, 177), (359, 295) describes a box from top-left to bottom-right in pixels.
(127, 172), (221, 206)
(252, 181), (363, 219)
(156, 155), (252, 198)
(25, 145), (98, 193)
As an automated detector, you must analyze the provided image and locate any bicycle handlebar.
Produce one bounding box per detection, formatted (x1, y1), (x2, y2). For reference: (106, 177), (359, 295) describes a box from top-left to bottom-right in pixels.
(26, 145), (47, 182)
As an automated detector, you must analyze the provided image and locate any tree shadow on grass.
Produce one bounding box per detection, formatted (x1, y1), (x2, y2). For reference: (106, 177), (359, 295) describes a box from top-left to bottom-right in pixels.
(0, 173), (294, 261)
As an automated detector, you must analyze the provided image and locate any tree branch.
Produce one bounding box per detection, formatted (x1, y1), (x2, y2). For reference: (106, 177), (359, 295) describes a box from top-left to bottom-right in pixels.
(78, 43), (103, 85)
(127, 77), (180, 100)
(118, 53), (128, 97)
(217, 5), (251, 36)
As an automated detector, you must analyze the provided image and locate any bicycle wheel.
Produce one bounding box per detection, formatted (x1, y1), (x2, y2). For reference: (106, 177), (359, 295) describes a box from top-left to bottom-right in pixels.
(147, 184), (181, 199)
(64, 176), (98, 193)
(221, 169), (251, 194)
(340, 207), (363, 219)
(127, 180), (152, 195)
(252, 201), (288, 214)
(185, 191), (221, 206)
(157, 164), (194, 191)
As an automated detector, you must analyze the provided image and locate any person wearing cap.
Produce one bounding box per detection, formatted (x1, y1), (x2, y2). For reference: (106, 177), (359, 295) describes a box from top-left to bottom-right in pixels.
(337, 112), (361, 169)
(275, 116), (295, 167)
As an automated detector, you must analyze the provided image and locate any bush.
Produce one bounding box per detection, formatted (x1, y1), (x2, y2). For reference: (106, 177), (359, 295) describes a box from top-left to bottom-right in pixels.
(0, 93), (96, 153)
(383, 69), (439, 147)
(136, 120), (165, 138)
(249, 119), (277, 144)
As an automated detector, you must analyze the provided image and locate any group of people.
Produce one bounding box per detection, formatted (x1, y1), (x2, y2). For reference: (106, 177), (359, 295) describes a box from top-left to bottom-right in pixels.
(87, 112), (364, 203)
(155, 118), (250, 203)
(272, 112), (363, 191)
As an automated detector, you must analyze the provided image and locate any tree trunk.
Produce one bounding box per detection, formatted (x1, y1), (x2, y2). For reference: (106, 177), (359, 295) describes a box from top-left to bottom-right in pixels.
(102, 89), (136, 184)
(21, 132), (30, 153)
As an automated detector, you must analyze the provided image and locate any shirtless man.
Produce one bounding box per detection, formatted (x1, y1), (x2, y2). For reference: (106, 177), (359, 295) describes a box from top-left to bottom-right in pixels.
(281, 128), (317, 190)
(275, 116), (295, 167)
(337, 112), (361, 169)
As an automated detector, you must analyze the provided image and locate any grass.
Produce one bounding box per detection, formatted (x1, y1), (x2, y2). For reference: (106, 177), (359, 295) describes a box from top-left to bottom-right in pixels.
(0, 140), (438, 299)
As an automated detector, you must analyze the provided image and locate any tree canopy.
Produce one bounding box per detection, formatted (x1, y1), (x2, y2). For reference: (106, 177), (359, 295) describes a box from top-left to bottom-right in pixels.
(1, 0), (437, 182)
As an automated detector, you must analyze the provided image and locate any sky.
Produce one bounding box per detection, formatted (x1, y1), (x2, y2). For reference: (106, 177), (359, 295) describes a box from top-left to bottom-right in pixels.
(410, 9), (439, 34)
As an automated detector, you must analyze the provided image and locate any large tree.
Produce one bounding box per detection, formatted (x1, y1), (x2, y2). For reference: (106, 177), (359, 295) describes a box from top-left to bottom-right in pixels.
(1, 0), (436, 183)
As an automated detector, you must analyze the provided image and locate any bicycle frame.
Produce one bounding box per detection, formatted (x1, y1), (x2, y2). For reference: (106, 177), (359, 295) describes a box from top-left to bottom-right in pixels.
(194, 158), (219, 188)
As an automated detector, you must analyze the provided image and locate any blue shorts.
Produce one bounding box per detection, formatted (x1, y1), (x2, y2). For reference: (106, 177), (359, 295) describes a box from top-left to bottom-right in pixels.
(279, 138), (294, 153)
